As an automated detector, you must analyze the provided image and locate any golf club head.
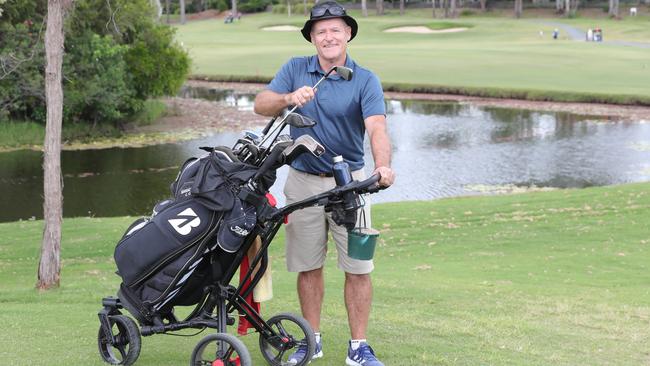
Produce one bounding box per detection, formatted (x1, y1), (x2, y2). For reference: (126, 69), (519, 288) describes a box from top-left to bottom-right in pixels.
(282, 134), (325, 164)
(334, 66), (353, 81)
(285, 113), (317, 128)
(243, 130), (263, 144)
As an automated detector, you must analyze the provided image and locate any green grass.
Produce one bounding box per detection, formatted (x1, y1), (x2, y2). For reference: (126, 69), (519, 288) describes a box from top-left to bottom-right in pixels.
(0, 100), (169, 150)
(2, 182), (649, 365)
(0, 120), (45, 148)
(131, 99), (169, 126)
(175, 9), (650, 104)
(0, 120), (122, 150)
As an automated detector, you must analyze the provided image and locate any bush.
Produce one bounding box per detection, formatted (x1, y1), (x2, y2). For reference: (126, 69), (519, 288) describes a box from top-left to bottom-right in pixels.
(207, 0), (229, 12)
(63, 33), (135, 124)
(272, 2), (314, 14)
(239, 0), (273, 13)
(124, 25), (190, 100)
(0, 21), (46, 122)
(0, 0), (190, 127)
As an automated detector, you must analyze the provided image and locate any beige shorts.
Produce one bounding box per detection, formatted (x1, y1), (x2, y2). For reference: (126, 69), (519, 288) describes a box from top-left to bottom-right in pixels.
(283, 167), (373, 274)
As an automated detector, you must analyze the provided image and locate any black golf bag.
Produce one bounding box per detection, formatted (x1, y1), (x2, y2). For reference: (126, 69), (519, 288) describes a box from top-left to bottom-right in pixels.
(113, 148), (275, 324)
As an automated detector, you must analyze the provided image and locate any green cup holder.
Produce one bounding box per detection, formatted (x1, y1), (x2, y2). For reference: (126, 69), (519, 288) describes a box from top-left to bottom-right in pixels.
(347, 227), (380, 260)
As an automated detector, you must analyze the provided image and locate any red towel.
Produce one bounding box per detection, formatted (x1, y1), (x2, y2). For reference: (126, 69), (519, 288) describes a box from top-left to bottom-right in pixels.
(237, 193), (276, 335)
(237, 254), (260, 335)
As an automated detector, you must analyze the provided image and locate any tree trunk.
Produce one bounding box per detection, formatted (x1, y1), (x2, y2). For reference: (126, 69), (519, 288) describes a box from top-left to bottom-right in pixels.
(555, 0), (562, 12)
(479, 0), (486, 12)
(362, 0), (368, 16)
(231, 0), (237, 17)
(180, 0), (186, 24)
(608, 0), (618, 17)
(564, 0), (570, 16)
(450, 0), (456, 17)
(166, 0), (170, 23)
(38, 0), (70, 291)
(376, 0), (384, 15)
(432, 0), (437, 17)
(400, 0), (405, 15)
(514, 0), (522, 18)
(304, 0), (308, 16)
(287, 0), (291, 17)
(151, 0), (162, 19)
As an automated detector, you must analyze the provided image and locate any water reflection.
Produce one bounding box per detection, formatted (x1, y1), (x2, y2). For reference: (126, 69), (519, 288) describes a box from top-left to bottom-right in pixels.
(1, 91), (649, 222)
(178, 86), (255, 111)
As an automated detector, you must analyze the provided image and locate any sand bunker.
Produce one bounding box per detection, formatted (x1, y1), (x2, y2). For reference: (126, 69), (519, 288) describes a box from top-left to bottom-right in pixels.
(262, 25), (300, 31)
(384, 26), (468, 34)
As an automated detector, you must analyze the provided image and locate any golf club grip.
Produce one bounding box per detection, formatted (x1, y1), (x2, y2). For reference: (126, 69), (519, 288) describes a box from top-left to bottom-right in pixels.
(254, 145), (284, 181)
(262, 116), (277, 135)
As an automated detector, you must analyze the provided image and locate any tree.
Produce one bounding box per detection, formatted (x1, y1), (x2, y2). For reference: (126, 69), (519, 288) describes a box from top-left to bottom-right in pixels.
(479, 0), (487, 12)
(564, 0), (570, 16)
(608, 0), (619, 17)
(514, 0), (523, 18)
(399, 0), (404, 15)
(150, 0), (162, 19)
(180, 0), (186, 24)
(376, 0), (383, 15)
(361, 0), (368, 17)
(231, 0), (237, 16)
(38, 0), (72, 291)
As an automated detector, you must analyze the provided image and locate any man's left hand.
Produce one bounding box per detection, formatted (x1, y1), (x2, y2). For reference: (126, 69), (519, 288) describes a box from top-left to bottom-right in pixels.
(372, 166), (395, 187)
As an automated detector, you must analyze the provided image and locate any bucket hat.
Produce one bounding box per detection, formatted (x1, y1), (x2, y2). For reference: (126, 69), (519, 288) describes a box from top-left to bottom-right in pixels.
(301, 1), (358, 43)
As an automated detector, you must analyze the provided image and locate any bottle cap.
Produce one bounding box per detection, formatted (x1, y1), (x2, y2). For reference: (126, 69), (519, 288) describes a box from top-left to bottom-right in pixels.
(333, 155), (343, 163)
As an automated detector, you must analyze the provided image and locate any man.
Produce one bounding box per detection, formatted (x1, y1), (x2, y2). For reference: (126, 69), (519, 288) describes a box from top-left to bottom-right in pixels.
(254, 2), (395, 365)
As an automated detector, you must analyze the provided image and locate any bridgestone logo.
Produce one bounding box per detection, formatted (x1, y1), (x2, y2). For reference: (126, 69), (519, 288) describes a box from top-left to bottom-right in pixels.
(168, 208), (201, 235)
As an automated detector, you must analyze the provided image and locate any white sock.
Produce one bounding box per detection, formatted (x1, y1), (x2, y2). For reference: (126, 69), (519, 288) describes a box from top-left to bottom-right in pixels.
(350, 339), (366, 351)
(314, 332), (321, 344)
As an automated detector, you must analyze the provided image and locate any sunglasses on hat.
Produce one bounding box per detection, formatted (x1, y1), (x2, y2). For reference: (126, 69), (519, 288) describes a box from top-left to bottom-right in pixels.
(310, 3), (346, 18)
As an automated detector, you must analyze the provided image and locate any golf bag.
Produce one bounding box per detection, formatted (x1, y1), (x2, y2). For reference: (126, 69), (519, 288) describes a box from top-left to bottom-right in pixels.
(113, 148), (275, 324)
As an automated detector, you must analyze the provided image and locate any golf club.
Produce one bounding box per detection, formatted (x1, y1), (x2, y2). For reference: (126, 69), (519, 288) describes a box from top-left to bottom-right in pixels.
(257, 65), (353, 148)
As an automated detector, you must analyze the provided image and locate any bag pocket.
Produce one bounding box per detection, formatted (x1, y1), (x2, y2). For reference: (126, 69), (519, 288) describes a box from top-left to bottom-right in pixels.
(114, 199), (216, 286)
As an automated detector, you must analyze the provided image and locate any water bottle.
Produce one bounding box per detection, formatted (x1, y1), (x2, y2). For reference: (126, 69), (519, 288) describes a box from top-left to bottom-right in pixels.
(332, 155), (352, 187)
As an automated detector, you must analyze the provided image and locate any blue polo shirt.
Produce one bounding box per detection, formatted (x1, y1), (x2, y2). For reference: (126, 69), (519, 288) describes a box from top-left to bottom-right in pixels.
(267, 55), (385, 174)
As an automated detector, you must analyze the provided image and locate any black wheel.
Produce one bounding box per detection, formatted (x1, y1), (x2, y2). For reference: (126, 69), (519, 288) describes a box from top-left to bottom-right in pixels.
(97, 315), (141, 366)
(190, 333), (252, 366)
(259, 312), (315, 366)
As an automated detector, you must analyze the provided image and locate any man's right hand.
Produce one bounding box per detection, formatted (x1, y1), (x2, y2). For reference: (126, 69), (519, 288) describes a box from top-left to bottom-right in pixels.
(285, 86), (316, 108)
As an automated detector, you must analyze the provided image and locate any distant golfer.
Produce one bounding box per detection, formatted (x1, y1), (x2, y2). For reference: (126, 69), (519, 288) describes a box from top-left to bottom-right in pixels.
(253, 1), (395, 365)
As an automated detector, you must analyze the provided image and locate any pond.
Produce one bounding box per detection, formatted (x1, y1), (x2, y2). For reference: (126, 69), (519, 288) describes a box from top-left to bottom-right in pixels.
(1, 88), (649, 222)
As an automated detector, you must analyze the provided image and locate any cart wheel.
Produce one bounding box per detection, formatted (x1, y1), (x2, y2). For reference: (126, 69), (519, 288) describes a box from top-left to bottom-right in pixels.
(259, 312), (315, 366)
(97, 315), (141, 366)
(190, 333), (251, 366)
